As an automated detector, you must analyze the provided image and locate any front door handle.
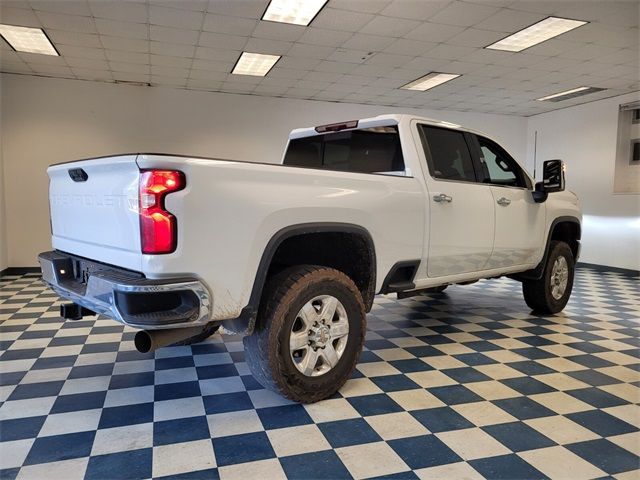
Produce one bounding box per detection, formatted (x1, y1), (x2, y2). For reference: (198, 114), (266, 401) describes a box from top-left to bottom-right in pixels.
(433, 193), (453, 203)
(497, 197), (511, 206)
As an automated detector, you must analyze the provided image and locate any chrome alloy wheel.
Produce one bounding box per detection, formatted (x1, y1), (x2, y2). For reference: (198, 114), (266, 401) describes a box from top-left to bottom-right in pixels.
(550, 256), (569, 300)
(289, 295), (349, 377)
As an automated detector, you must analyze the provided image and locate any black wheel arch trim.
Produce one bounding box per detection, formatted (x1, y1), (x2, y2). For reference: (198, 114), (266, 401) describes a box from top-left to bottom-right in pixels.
(511, 215), (581, 282)
(223, 222), (377, 335)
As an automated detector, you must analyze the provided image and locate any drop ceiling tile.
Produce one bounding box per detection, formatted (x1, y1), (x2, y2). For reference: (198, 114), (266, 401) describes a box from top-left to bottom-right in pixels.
(489, 52), (548, 67)
(437, 60), (484, 74)
(259, 76), (298, 87)
(383, 39), (436, 56)
(475, 8), (545, 33)
(105, 49), (148, 64)
(558, 43), (624, 61)
(360, 16), (422, 37)
(385, 68), (428, 80)
(151, 41), (196, 57)
(150, 64), (189, 77)
(35, 11), (96, 33)
(206, 0), (267, 19)
(191, 58), (232, 72)
(31, 64), (76, 77)
(559, 22), (639, 49)
(150, 25), (199, 44)
(447, 28), (507, 47)
(46, 29), (102, 48)
(406, 22), (465, 42)
(108, 61), (149, 74)
(150, 54), (192, 68)
(95, 18), (148, 39)
(64, 57), (109, 69)
(314, 60), (358, 73)
(197, 31), (246, 50)
(524, 39), (580, 57)
(100, 36), (149, 53)
(16, 50), (65, 64)
(244, 37), (292, 54)
(341, 33), (396, 51)
(112, 72), (150, 83)
(349, 63), (394, 76)
(288, 43), (335, 59)
(304, 71), (344, 82)
(313, 91), (349, 101)
(252, 21), (305, 42)
(151, 75), (187, 86)
(286, 87), (322, 98)
(188, 68), (227, 80)
(0, 6), (41, 26)
(298, 28), (353, 47)
(195, 46), (239, 62)
(422, 44), (477, 60)
(555, 1), (638, 27)
(328, 49), (373, 64)
(365, 52), (413, 67)
(311, 7), (376, 32)
(276, 56), (321, 70)
(402, 56), (449, 71)
(149, 5), (204, 30)
(56, 44), (106, 59)
(253, 84), (289, 95)
(337, 73), (372, 85)
(297, 79), (331, 90)
(379, 0), (449, 20)
(30, 0), (92, 16)
(428, 1), (499, 27)
(220, 82), (256, 93)
(149, 0), (208, 12)
(202, 14), (257, 35)
(88, 1), (148, 23)
(70, 67), (112, 81)
(263, 67), (307, 79)
(186, 78), (223, 90)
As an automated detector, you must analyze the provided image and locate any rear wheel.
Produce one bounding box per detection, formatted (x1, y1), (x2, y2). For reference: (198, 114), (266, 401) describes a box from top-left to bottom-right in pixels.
(522, 241), (575, 314)
(243, 265), (366, 403)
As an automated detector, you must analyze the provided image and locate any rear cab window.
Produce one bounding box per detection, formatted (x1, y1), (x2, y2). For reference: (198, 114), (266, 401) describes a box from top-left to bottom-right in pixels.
(417, 125), (478, 183)
(283, 126), (407, 176)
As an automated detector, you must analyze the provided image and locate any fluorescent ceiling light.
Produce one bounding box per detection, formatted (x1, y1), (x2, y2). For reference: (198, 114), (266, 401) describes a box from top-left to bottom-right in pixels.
(0, 24), (58, 55)
(262, 0), (328, 26)
(486, 17), (587, 52)
(401, 73), (460, 91)
(231, 52), (280, 77)
(537, 86), (605, 102)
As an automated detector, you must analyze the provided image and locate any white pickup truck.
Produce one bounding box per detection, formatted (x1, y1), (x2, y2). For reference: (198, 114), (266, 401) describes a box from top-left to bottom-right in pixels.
(39, 114), (581, 402)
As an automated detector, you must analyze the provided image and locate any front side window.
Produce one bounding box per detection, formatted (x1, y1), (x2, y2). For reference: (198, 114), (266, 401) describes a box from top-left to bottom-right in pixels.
(283, 126), (405, 175)
(418, 125), (477, 183)
(477, 136), (528, 188)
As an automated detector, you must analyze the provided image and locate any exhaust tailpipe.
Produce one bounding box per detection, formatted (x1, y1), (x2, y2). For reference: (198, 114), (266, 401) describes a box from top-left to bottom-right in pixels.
(134, 325), (206, 353)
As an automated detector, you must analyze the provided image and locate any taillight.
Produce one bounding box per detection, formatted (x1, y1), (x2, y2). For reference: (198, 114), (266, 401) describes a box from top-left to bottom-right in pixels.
(139, 169), (185, 254)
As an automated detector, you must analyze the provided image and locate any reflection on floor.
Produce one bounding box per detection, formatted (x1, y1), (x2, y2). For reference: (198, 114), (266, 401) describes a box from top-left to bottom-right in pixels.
(1, 268), (638, 479)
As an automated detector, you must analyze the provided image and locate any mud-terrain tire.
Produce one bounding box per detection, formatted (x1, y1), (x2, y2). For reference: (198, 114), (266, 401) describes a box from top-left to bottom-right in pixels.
(243, 265), (366, 403)
(523, 240), (575, 314)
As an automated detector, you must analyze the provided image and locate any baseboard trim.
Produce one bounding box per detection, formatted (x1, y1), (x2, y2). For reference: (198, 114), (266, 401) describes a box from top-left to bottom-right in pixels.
(577, 262), (639, 278)
(0, 267), (42, 277)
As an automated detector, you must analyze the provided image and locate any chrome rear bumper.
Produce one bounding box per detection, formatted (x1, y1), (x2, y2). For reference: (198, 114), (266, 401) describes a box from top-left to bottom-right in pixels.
(38, 251), (211, 329)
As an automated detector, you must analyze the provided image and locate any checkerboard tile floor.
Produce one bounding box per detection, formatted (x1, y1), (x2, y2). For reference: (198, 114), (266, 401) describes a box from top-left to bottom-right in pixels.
(1, 268), (638, 480)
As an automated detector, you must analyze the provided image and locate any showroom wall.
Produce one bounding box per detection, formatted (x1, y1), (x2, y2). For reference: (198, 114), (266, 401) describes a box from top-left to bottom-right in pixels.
(526, 91), (640, 271)
(0, 148), (6, 271)
(1, 73), (528, 268)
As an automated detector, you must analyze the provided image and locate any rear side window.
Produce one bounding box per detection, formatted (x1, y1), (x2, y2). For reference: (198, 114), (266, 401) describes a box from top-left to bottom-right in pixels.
(418, 125), (476, 183)
(283, 126), (406, 175)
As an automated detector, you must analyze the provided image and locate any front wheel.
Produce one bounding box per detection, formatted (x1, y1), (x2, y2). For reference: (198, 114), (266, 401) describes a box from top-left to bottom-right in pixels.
(522, 240), (575, 314)
(243, 265), (366, 403)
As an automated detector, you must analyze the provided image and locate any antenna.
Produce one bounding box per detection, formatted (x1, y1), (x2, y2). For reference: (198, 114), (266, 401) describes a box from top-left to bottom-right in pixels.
(533, 130), (538, 179)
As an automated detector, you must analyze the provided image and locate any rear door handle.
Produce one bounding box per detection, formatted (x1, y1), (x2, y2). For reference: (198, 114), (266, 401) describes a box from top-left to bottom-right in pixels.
(497, 197), (511, 206)
(433, 194), (453, 203)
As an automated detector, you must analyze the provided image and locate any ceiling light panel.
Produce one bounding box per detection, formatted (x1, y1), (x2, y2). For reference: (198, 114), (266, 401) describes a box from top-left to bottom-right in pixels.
(401, 72), (461, 91)
(0, 24), (58, 55)
(486, 17), (587, 52)
(262, 0), (328, 26)
(537, 86), (605, 102)
(232, 52), (281, 76)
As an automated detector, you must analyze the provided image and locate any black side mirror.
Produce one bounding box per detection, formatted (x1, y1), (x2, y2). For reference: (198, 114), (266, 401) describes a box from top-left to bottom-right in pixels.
(533, 159), (565, 203)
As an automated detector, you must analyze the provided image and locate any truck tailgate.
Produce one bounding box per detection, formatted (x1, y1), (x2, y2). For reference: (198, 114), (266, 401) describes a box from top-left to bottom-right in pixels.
(48, 155), (142, 271)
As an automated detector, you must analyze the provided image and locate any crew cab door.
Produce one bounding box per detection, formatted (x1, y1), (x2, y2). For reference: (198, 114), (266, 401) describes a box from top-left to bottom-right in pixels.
(415, 124), (495, 277)
(470, 135), (545, 268)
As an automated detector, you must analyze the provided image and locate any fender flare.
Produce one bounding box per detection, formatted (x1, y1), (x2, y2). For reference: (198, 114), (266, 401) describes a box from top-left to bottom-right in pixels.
(223, 222), (377, 335)
(511, 215), (581, 281)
